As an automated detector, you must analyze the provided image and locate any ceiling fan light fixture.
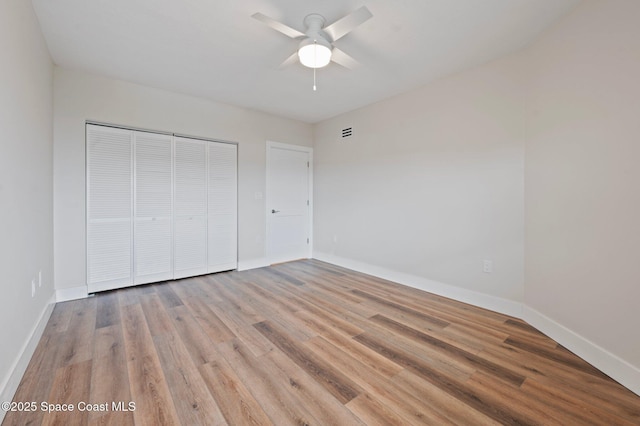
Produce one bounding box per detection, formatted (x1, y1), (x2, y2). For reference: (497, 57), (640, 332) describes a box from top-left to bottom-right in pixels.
(298, 38), (332, 68)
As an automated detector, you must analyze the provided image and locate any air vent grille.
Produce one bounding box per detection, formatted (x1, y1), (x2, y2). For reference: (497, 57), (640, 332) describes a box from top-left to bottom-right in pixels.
(341, 127), (353, 138)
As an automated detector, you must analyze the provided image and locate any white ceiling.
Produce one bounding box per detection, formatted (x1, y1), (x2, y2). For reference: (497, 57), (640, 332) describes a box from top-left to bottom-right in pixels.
(32, 0), (580, 123)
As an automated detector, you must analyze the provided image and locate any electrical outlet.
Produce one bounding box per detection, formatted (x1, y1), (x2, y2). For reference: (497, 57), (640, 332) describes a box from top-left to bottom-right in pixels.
(31, 280), (36, 297)
(483, 260), (493, 273)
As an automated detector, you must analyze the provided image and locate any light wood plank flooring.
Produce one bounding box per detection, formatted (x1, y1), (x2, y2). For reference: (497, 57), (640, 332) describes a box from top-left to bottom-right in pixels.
(4, 260), (639, 425)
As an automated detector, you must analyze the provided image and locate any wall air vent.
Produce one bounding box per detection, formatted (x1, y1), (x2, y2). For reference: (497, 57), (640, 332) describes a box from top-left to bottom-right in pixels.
(341, 127), (353, 139)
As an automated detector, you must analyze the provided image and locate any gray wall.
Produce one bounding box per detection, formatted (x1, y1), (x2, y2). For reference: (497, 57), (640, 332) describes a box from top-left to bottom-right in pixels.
(0, 0), (54, 408)
(314, 0), (640, 393)
(525, 0), (640, 375)
(314, 53), (526, 305)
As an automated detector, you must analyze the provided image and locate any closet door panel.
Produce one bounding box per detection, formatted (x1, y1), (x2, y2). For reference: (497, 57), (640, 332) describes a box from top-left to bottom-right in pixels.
(174, 216), (207, 274)
(174, 137), (207, 278)
(86, 124), (133, 292)
(87, 221), (132, 291)
(208, 142), (238, 272)
(134, 132), (173, 284)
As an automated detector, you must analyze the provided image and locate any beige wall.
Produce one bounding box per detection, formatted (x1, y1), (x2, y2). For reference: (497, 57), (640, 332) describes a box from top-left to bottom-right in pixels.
(525, 0), (640, 371)
(0, 0), (54, 409)
(53, 68), (313, 290)
(314, 0), (640, 393)
(314, 53), (526, 304)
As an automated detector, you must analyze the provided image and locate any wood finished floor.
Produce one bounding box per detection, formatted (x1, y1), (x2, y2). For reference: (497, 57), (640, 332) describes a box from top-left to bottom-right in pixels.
(4, 260), (640, 425)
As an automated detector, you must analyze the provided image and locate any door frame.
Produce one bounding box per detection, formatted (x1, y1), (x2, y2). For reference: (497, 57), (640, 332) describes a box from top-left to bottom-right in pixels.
(265, 141), (313, 264)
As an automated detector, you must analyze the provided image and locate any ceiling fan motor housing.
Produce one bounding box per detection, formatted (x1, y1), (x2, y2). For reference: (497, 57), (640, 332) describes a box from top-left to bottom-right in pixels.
(303, 14), (330, 41)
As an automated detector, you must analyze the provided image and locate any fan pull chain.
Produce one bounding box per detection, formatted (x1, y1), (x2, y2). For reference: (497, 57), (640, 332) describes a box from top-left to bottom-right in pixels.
(313, 40), (318, 91)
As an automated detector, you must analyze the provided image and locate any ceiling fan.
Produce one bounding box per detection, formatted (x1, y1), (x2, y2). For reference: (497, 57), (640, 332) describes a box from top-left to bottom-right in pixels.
(252, 6), (373, 71)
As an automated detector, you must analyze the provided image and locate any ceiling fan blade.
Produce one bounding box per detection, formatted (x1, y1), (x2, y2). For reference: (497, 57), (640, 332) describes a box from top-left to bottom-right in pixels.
(324, 6), (373, 42)
(330, 47), (360, 69)
(252, 12), (305, 39)
(279, 51), (299, 69)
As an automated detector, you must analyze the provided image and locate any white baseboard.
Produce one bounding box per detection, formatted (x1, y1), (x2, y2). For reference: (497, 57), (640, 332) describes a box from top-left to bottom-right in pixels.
(523, 306), (640, 396)
(56, 285), (88, 302)
(314, 252), (640, 397)
(237, 258), (269, 271)
(313, 252), (523, 318)
(0, 293), (56, 424)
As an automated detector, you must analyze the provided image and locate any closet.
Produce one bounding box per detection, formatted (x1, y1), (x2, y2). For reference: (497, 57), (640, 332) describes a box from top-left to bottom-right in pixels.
(86, 123), (237, 293)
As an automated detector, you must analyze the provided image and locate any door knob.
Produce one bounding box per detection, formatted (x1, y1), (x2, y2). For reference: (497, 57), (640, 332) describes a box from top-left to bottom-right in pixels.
(271, 209), (280, 213)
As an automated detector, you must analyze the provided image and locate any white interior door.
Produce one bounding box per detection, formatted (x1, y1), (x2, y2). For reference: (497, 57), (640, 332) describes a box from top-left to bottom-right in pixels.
(266, 141), (312, 264)
(174, 137), (208, 278)
(134, 131), (173, 284)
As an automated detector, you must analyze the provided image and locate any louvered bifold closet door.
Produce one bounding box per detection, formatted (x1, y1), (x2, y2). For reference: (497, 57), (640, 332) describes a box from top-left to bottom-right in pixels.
(208, 142), (237, 272)
(174, 137), (208, 279)
(134, 131), (173, 284)
(86, 124), (133, 293)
